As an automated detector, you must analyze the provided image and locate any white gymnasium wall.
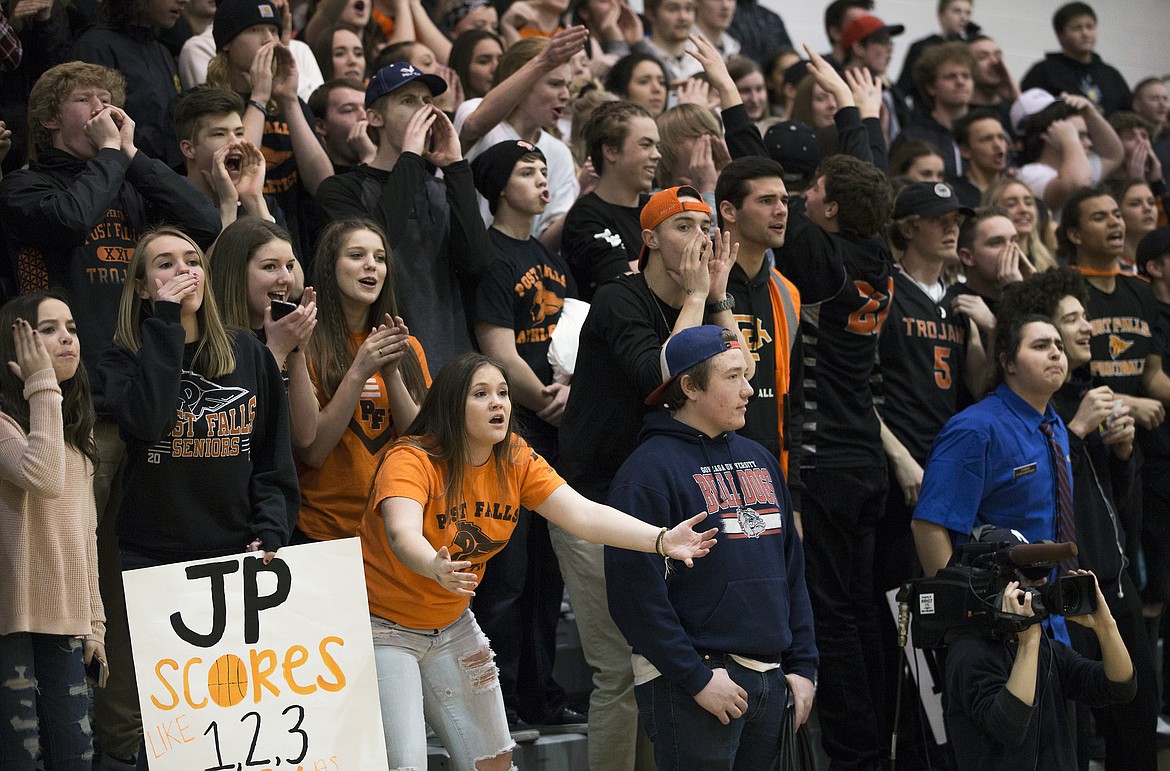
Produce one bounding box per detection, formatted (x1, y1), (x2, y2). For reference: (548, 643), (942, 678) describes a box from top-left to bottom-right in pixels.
(754, 0), (1170, 91)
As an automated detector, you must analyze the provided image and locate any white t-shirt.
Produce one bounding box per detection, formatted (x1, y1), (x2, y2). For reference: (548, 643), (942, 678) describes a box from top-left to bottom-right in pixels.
(455, 97), (580, 239)
(1017, 153), (1104, 223)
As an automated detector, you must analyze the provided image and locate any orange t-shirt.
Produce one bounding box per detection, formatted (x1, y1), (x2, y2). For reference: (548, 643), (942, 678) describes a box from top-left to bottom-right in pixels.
(359, 436), (564, 629)
(518, 25), (563, 38)
(296, 333), (430, 541)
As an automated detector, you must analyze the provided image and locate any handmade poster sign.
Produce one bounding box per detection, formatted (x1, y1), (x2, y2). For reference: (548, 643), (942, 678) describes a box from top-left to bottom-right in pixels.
(124, 538), (388, 771)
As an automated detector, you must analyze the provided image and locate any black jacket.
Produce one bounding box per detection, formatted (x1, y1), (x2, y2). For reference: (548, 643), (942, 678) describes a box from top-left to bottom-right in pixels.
(0, 148), (221, 411)
(315, 154), (493, 371)
(70, 24), (183, 167)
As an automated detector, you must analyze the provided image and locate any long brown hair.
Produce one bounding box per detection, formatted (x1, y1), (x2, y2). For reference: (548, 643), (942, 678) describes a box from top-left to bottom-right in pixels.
(207, 218), (295, 329)
(307, 219), (427, 402)
(0, 292), (99, 469)
(398, 353), (516, 511)
(113, 227), (237, 378)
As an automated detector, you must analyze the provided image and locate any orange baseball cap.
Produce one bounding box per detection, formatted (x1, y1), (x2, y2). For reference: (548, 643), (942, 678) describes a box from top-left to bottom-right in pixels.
(638, 185), (709, 269)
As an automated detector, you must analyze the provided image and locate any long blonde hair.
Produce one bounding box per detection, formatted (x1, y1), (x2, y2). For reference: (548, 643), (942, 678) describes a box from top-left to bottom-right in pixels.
(983, 178), (1056, 272)
(113, 227), (237, 378)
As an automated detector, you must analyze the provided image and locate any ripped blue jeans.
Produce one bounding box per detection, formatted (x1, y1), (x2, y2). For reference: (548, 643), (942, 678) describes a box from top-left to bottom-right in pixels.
(0, 632), (93, 770)
(371, 609), (515, 771)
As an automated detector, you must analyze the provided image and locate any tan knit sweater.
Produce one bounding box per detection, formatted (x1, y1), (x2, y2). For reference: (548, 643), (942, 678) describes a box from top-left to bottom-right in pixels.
(0, 368), (104, 642)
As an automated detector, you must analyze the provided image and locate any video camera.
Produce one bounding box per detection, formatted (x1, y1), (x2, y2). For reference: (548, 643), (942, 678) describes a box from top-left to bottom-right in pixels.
(898, 540), (1097, 649)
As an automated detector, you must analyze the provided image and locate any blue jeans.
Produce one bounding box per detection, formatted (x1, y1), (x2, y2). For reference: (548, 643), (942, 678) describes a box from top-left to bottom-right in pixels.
(0, 632), (94, 770)
(371, 609), (515, 771)
(635, 655), (787, 771)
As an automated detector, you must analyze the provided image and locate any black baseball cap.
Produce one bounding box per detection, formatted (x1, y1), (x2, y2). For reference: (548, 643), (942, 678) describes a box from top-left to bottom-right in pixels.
(893, 181), (975, 219)
(763, 121), (818, 184)
(1137, 226), (1170, 275)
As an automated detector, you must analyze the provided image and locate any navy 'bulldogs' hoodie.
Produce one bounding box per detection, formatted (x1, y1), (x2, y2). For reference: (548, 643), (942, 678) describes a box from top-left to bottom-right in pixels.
(605, 411), (818, 697)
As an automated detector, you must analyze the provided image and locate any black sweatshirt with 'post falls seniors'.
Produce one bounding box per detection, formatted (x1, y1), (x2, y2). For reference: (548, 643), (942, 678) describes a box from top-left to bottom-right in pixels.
(100, 301), (299, 562)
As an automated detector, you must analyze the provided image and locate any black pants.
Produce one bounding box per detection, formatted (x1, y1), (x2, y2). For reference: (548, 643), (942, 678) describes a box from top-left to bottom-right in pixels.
(801, 464), (889, 770)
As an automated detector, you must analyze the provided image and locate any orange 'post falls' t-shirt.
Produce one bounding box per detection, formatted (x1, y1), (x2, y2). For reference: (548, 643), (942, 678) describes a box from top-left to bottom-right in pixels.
(359, 436), (564, 630)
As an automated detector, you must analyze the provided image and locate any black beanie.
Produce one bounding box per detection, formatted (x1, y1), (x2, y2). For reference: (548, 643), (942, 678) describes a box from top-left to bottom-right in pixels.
(471, 140), (545, 214)
(214, 0), (281, 51)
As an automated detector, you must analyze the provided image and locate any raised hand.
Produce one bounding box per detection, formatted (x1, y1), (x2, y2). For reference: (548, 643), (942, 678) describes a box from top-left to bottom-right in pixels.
(844, 66), (882, 119)
(107, 106), (137, 158)
(536, 25), (588, 69)
(155, 272), (200, 305)
(951, 292), (995, 335)
(685, 33), (736, 105)
(204, 143), (240, 207)
(346, 117), (377, 164)
(668, 224), (713, 299)
(264, 294), (317, 360)
(536, 381), (570, 426)
(1060, 91), (1094, 114)
(245, 538), (278, 565)
(678, 133), (718, 192)
(423, 106), (463, 168)
(708, 226), (736, 301)
(233, 139), (267, 200)
(377, 314), (412, 377)
(7, 318), (52, 381)
(248, 42), (277, 104)
(0, 120), (12, 168)
(401, 103), (438, 159)
(271, 43), (300, 105)
(802, 43), (853, 109)
(675, 76), (712, 108)
(83, 107), (121, 153)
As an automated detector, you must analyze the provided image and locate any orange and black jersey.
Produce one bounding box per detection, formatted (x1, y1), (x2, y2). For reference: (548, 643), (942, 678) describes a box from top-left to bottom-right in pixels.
(876, 272), (971, 465)
(799, 232), (893, 469)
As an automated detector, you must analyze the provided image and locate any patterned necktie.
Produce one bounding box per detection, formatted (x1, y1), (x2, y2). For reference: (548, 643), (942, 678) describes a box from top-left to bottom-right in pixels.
(1039, 420), (1078, 573)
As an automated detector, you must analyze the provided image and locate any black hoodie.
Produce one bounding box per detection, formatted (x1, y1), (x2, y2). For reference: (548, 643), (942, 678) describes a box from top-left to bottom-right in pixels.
(0, 147), (221, 412)
(1021, 52), (1132, 116)
(100, 302), (299, 561)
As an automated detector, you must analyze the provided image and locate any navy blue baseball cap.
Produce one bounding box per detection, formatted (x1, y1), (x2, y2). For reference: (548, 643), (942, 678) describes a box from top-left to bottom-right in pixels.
(645, 325), (741, 406)
(365, 62), (448, 108)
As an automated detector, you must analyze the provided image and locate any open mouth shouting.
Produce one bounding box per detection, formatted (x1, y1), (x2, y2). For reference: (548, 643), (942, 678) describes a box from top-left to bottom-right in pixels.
(224, 149), (244, 177)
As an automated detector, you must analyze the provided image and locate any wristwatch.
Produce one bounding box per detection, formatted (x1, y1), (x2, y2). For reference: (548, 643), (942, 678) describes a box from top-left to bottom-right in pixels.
(706, 295), (735, 314)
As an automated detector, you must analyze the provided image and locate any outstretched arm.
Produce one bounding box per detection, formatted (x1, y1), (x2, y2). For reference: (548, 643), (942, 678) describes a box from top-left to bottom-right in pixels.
(536, 484), (718, 564)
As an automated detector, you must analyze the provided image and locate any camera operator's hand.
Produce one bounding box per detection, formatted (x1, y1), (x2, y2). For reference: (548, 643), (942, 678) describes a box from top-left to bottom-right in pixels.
(1066, 569), (1134, 684)
(1065, 570), (1114, 630)
(1001, 581), (1034, 617)
(1000, 580), (1041, 642)
(1002, 580), (1041, 705)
